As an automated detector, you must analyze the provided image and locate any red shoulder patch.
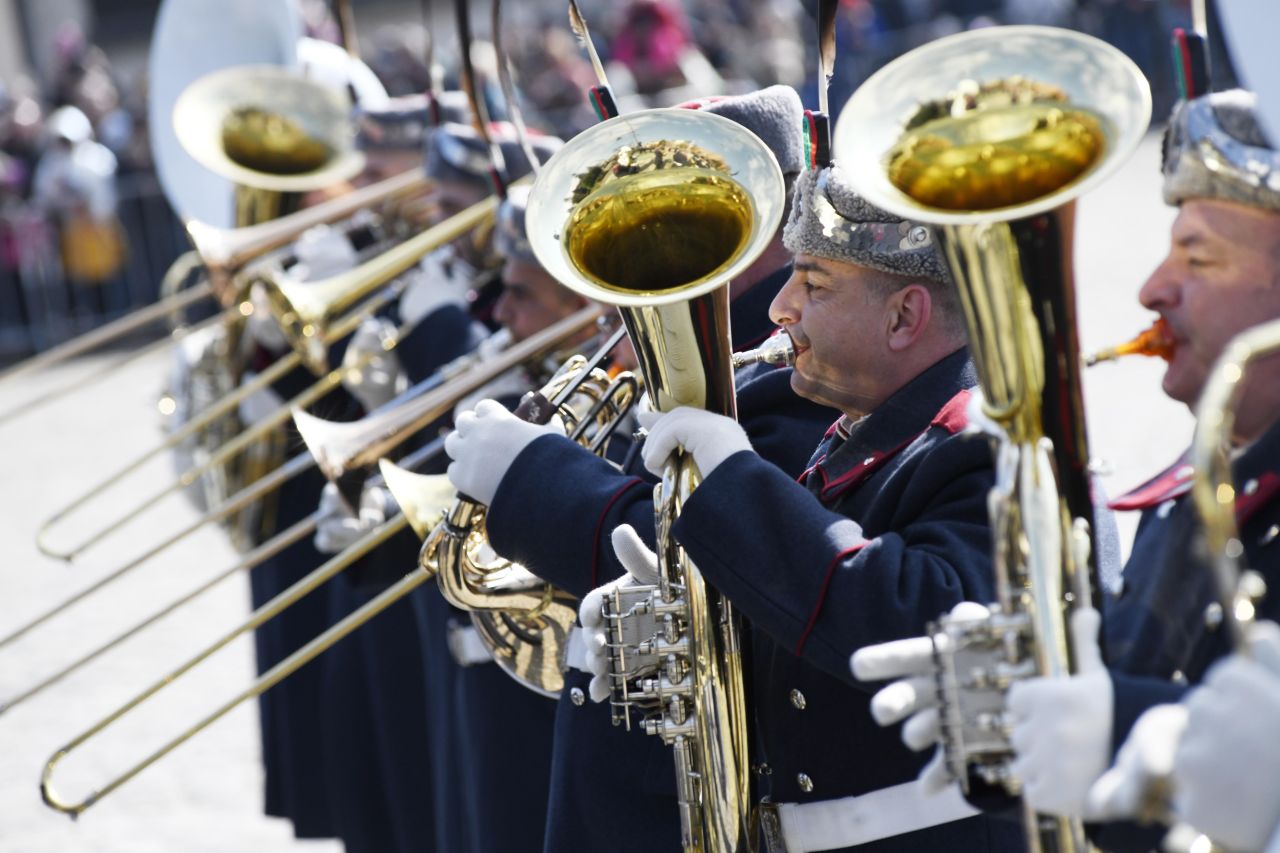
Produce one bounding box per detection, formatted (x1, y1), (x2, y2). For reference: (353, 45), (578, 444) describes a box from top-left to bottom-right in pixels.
(1109, 455), (1195, 512)
(931, 389), (972, 434)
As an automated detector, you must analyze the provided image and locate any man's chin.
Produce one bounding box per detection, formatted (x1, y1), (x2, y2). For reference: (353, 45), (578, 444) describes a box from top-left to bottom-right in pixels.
(790, 372), (866, 415)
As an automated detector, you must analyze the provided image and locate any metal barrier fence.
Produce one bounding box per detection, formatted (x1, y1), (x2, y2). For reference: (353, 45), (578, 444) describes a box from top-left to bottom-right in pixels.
(0, 171), (189, 363)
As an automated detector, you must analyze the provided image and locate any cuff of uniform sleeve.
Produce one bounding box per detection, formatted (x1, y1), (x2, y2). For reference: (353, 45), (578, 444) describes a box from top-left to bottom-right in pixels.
(487, 433), (645, 598)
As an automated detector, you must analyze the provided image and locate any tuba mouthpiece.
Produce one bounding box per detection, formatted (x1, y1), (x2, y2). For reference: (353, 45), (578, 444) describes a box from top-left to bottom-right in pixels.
(1085, 317), (1175, 366)
(731, 332), (796, 370)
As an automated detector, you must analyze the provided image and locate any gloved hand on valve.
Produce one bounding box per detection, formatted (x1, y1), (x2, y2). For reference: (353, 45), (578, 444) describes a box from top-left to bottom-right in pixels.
(314, 482), (397, 554)
(1005, 606), (1113, 819)
(637, 406), (754, 480)
(444, 398), (563, 506)
(853, 602), (1113, 818)
(851, 601), (993, 794)
(1169, 620), (1280, 853)
(578, 524), (662, 703)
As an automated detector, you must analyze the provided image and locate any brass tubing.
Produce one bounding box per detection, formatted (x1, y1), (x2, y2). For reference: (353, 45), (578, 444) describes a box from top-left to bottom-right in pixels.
(3, 459), (317, 652)
(194, 167), (430, 298)
(35, 284), (400, 561)
(35, 433), (449, 815)
(0, 514), (315, 715)
(300, 303), (605, 485)
(40, 513), (409, 817)
(0, 309), (227, 430)
(0, 282), (213, 387)
(41, 565), (431, 817)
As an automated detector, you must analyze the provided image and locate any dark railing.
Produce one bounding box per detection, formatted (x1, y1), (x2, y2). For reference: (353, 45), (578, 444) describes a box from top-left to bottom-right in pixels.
(0, 171), (188, 365)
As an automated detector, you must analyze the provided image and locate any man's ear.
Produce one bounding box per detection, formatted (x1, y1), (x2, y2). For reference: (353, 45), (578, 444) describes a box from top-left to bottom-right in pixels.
(886, 284), (932, 352)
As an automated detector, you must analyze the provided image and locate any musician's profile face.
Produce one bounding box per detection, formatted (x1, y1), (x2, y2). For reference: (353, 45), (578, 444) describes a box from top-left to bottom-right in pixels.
(1139, 198), (1280, 411)
(495, 258), (585, 344)
(770, 254), (903, 418)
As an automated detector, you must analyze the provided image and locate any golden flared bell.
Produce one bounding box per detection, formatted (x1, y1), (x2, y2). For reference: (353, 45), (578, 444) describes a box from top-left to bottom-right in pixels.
(173, 64), (365, 194)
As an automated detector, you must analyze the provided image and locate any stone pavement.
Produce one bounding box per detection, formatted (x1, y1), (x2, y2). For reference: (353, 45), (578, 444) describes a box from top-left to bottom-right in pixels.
(0, 132), (1189, 851)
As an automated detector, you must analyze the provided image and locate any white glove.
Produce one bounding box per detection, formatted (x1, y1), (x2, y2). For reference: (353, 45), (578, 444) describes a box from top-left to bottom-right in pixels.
(444, 398), (562, 505)
(1007, 606), (1112, 817)
(852, 601), (993, 794)
(342, 316), (405, 413)
(578, 524), (662, 703)
(638, 406), (752, 480)
(246, 281), (289, 352)
(399, 246), (475, 327)
(964, 385), (1006, 440)
(1172, 620), (1280, 852)
(292, 223), (359, 280)
(1085, 703), (1188, 822)
(314, 482), (395, 554)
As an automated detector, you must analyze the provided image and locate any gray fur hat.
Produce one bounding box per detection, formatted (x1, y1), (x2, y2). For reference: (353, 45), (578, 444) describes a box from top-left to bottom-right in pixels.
(425, 121), (563, 190)
(495, 184), (536, 265)
(782, 164), (951, 282)
(676, 85), (805, 177)
(1163, 88), (1280, 212)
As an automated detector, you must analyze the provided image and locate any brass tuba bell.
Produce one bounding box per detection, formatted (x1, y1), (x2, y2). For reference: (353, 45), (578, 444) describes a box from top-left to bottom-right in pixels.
(527, 108), (785, 853)
(835, 24), (1150, 853)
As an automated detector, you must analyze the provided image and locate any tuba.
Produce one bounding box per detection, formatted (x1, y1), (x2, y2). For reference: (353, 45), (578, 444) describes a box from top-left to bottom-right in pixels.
(835, 25), (1150, 853)
(525, 108), (785, 852)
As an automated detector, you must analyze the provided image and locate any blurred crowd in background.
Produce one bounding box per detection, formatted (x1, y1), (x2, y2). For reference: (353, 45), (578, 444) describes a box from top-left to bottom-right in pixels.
(0, 0), (1209, 364)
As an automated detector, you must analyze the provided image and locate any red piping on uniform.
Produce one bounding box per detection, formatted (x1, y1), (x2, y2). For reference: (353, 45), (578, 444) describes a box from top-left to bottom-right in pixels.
(592, 477), (647, 587)
(1237, 472), (1280, 527)
(796, 541), (869, 656)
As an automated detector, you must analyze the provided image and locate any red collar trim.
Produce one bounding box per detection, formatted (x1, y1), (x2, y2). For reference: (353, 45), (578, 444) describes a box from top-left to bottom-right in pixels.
(802, 390), (973, 502)
(1237, 471), (1280, 527)
(1109, 455), (1196, 512)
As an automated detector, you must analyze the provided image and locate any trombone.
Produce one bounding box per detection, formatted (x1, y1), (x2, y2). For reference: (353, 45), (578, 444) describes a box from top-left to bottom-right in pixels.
(35, 192), (499, 562)
(0, 166), (432, 425)
(37, 306), (605, 816)
(0, 353), (460, 655)
(0, 339), (479, 707)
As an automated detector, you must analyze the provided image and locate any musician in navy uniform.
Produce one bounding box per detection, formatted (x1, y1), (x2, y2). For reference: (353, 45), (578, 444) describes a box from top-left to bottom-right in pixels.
(1033, 89), (1280, 851)
(314, 123), (566, 853)
(582, 159), (1029, 852)
(442, 86), (840, 852)
(860, 88), (1280, 853)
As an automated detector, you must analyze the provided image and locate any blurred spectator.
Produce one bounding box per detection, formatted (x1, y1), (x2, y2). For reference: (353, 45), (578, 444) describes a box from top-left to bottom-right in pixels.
(31, 105), (126, 311)
(610, 0), (693, 94)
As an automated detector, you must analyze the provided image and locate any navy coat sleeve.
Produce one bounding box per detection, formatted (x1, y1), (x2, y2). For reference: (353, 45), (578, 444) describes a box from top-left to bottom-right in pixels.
(485, 366), (836, 599)
(672, 431), (998, 687)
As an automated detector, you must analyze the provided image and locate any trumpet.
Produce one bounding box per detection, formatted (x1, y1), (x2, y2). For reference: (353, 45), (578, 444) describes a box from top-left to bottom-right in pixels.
(834, 24), (1151, 852)
(35, 193), (498, 563)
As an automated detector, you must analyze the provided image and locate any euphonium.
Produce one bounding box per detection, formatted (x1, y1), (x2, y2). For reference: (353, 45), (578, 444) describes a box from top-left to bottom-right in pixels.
(835, 25), (1151, 852)
(417, 331), (640, 695)
(525, 108), (785, 853)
